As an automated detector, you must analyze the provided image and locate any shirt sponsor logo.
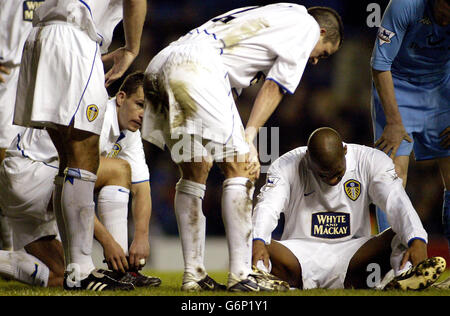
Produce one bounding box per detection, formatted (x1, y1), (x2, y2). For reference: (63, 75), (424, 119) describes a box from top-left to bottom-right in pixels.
(86, 104), (99, 122)
(377, 26), (395, 46)
(311, 211), (350, 239)
(23, 1), (45, 22)
(344, 179), (361, 201)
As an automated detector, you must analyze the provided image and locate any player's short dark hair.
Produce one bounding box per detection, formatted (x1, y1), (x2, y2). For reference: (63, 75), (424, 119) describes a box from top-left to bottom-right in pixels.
(307, 6), (344, 47)
(118, 71), (144, 95)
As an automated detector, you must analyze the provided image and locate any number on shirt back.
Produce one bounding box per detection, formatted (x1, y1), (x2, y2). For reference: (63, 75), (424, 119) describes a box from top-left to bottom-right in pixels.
(212, 6), (260, 24)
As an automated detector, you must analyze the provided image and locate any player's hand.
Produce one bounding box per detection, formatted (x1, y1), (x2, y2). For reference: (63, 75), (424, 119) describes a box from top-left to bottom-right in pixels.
(0, 64), (11, 84)
(252, 239), (270, 269)
(128, 233), (150, 270)
(400, 239), (428, 270)
(103, 238), (129, 273)
(102, 47), (137, 87)
(439, 127), (450, 149)
(375, 123), (412, 159)
(245, 141), (261, 180)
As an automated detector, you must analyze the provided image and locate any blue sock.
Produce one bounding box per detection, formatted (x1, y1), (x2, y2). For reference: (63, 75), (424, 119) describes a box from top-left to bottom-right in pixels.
(443, 190), (450, 250)
(376, 206), (391, 233)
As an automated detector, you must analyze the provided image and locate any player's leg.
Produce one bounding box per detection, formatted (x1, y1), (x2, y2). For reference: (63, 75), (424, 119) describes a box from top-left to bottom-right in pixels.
(437, 157), (450, 250)
(344, 229), (394, 289)
(96, 157), (131, 257)
(175, 158), (214, 290)
(371, 81), (414, 232)
(47, 126), (100, 288)
(0, 210), (13, 251)
(266, 240), (303, 289)
(24, 236), (65, 287)
(218, 155), (257, 287)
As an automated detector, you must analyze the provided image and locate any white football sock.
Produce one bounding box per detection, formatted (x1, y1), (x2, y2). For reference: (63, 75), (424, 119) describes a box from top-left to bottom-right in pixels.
(97, 185), (130, 255)
(0, 250), (49, 287)
(222, 177), (254, 279)
(59, 168), (97, 280)
(175, 179), (207, 280)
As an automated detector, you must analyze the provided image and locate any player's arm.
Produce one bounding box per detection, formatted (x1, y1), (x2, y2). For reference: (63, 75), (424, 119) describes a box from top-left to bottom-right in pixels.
(103, 0), (147, 87)
(93, 216), (129, 273)
(440, 127), (450, 149)
(245, 79), (284, 144)
(252, 163), (290, 268)
(368, 150), (428, 267)
(372, 69), (411, 158)
(371, 0), (415, 158)
(128, 180), (151, 269)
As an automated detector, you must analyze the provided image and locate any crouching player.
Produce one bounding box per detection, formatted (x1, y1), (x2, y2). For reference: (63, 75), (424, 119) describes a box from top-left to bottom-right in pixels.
(252, 127), (446, 290)
(0, 72), (160, 291)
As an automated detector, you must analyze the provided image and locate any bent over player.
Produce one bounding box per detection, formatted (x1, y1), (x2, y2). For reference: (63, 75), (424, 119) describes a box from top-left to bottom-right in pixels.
(252, 127), (446, 290)
(142, 3), (343, 291)
(0, 73), (159, 290)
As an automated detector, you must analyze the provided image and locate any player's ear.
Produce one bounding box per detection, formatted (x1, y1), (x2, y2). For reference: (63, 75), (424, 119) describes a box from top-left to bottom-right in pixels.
(116, 91), (126, 107)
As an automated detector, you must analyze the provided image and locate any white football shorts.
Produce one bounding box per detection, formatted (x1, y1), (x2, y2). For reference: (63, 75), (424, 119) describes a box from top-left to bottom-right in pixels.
(13, 23), (108, 135)
(278, 237), (372, 289)
(0, 65), (25, 148)
(0, 156), (58, 250)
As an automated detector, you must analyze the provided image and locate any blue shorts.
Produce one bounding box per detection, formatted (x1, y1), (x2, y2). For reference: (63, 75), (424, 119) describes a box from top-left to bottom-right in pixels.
(371, 75), (450, 161)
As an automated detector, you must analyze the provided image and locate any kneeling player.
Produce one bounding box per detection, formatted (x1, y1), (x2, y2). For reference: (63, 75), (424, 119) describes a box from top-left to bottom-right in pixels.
(252, 127), (446, 290)
(0, 72), (160, 290)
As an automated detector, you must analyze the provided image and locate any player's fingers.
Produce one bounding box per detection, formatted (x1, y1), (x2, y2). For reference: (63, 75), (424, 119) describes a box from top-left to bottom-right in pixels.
(0, 65), (11, 75)
(109, 259), (119, 272)
(374, 137), (384, 148)
(121, 255), (129, 272)
(400, 251), (410, 270)
(439, 127), (450, 138)
(0, 75), (5, 84)
(404, 134), (413, 143)
(389, 146), (399, 159)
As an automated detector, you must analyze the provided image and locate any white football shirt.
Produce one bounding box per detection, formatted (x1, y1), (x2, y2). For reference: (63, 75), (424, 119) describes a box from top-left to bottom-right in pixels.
(7, 98), (149, 183)
(0, 0), (44, 65)
(33, 0), (122, 53)
(174, 3), (320, 94)
(252, 144), (428, 247)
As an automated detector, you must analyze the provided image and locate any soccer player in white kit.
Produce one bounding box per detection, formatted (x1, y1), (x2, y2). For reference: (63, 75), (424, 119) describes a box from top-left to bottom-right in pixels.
(12, 0), (146, 289)
(252, 127), (446, 290)
(141, 3), (343, 291)
(0, 72), (159, 290)
(0, 0), (46, 252)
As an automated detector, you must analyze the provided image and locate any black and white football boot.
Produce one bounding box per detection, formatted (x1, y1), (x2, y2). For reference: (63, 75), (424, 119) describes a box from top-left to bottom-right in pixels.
(384, 257), (446, 291)
(181, 273), (226, 291)
(63, 270), (135, 291)
(98, 268), (162, 288)
(227, 268), (290, 292)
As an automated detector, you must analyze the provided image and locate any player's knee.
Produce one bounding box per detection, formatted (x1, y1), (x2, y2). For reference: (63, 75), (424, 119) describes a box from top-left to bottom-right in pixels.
(178, 160), (212, 184)
(111, 158), (132, 188)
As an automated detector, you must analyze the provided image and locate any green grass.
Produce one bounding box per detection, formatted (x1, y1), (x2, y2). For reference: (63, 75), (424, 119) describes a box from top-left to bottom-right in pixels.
(0, 270), (449, 296)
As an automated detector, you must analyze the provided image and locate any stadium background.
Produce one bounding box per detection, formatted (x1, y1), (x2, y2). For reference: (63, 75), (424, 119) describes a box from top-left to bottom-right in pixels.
(100, 0), (449, 270)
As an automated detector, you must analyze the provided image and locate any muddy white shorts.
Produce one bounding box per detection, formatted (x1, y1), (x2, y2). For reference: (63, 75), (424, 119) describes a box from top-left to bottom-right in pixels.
(0, 65), (25, 148)
(14, 23), (108, 135)
(278, 237), (372, 289)
(142, 41), (249, 161)
(0, 156), (58, 250)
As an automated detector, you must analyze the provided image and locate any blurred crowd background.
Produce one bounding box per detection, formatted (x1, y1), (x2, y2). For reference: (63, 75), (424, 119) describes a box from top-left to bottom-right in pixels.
(105, 1), (446, 248)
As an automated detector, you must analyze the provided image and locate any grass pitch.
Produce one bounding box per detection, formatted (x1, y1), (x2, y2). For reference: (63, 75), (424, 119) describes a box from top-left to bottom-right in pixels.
(0, 270), (449, 296)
